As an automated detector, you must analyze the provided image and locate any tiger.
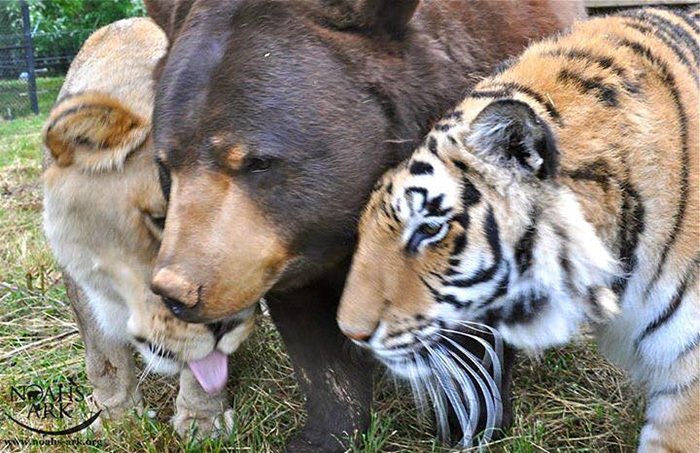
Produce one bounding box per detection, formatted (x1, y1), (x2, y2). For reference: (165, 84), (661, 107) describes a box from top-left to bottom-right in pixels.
(337, 7), (699, 451)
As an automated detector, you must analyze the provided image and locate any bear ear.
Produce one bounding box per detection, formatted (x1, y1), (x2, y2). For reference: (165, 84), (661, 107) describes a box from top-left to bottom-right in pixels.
(144, 0), (196, 42)
(357, 0), (419, 36)
(326, 0), (420, 37)
(466, 99), (559, 179)
(43, 92), (150, 172)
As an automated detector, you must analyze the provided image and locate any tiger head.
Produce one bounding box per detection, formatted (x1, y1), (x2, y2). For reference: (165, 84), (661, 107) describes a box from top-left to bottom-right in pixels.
(338, 99), (621, 377)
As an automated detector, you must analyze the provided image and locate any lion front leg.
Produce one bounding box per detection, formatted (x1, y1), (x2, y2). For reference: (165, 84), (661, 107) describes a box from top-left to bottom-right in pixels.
(172, 366), (233, 440)
(638, 379), (700, 453)
(86, 341), (143, 423)
(66, 274), (143, 423)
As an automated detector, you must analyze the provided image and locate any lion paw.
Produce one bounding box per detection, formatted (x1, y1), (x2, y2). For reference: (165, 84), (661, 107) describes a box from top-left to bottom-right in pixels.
(171, 407), (234, 440)
(89, 389), (144, 417)
(87, 392), (144, 435)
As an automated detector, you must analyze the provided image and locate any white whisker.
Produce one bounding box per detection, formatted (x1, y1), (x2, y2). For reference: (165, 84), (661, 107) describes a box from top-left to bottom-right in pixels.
(136, 329), (168, 392)
(408, 353), (429, 412)
(439, 329), (502, 389)
(449, 319), (496, 336)
(136, 350), (157, 392)
(439, 336), (502, 446)
(415, 353), (451, 443)
(421, 339), (475, 447)
(433, 342), (481, 447)
(443, 320), (504, 369)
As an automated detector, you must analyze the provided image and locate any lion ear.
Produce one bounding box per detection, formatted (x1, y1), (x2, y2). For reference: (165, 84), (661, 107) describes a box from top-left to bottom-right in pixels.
(144, 0), (195, 42)
(43, 92), (150, 172)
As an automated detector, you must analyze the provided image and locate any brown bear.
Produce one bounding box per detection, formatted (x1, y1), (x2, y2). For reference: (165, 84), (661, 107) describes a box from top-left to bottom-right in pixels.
(144, 0), (584, 451)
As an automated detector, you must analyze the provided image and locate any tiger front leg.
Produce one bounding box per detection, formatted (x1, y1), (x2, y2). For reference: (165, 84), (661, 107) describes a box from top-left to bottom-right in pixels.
(637, 379), (700, 453)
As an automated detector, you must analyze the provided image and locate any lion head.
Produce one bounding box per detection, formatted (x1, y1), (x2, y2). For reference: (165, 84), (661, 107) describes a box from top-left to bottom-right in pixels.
(42, 17), (256, 394)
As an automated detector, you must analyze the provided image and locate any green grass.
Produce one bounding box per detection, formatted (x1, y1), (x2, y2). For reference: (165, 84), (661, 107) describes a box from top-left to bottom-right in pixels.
(0, 115), (645, 452)
(0, 77), (65, 120)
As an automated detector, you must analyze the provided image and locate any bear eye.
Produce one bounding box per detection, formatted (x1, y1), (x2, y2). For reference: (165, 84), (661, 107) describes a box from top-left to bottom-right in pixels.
(148, 213), (166, 230)
(247, 157), (272, 173)
(156, 157), (171, 201)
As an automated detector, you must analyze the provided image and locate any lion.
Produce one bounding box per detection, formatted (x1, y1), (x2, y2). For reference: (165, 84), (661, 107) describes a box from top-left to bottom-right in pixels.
(41, 17), (257, 438)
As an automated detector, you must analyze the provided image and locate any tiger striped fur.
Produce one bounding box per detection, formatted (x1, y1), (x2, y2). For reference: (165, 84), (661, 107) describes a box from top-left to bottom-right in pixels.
(338, 8), (699, 451)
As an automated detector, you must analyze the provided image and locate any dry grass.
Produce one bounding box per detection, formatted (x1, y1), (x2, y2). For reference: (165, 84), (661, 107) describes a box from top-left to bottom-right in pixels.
(0, 115), (644, 452)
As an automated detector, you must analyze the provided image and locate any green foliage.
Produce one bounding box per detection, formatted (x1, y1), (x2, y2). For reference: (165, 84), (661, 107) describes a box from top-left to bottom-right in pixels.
(1, 0), (144, 69)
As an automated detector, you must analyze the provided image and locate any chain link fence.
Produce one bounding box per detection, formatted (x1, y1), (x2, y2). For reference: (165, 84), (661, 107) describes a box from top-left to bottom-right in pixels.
(0, 33), (92, 121)
(0, 0), (141, 121)
(0, 3), (92, 121)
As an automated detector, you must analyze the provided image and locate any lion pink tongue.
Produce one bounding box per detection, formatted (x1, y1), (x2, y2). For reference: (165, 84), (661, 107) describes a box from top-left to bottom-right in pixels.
(188, 350), (228, 394)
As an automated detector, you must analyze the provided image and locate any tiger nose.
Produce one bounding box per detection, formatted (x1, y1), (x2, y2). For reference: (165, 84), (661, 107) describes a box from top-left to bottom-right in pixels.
(347, 331), (372, 342)
(151, 268), (204, 322)
(339, 322), (377, 343)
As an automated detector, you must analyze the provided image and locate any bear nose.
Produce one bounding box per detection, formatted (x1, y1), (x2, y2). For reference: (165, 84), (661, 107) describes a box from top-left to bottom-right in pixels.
(162, 296), (190, 318)
(159, 295), (206, 323)
(159, 295), (210, 323)
(151, 268), (204, 323)
(152, 268), (197, 305)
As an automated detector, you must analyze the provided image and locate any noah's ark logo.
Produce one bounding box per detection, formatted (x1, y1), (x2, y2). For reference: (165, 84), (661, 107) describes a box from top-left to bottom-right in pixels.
(4, 376), (100, 436)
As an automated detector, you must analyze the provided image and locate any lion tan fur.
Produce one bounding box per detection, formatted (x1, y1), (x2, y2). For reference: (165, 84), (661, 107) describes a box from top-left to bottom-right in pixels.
(42, 17), (256, 438)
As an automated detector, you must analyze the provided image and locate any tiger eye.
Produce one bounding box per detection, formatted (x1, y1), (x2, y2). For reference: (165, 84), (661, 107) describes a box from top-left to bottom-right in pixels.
(419, 223), (441, 236)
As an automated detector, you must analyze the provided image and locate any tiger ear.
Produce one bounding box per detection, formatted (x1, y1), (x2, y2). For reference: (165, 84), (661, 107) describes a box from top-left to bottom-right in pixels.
(325, 0), (420, 37)
(43, 92), (150, 172)
(467, 99), (559, 179)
